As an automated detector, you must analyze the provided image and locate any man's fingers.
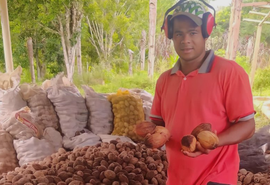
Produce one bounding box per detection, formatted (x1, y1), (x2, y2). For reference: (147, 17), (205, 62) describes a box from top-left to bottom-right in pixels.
(196, 142), (211, 154)
(182, 150), (202, 158)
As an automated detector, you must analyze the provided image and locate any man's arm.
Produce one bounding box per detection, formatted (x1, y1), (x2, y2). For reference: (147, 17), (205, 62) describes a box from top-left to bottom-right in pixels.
(217, 118), (255, 147)
(182, 118), (255, 157)
(151, 119), (165, 127)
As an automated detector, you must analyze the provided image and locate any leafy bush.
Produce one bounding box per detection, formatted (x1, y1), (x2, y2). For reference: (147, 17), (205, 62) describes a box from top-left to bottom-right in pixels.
(253, 67), (270, 96)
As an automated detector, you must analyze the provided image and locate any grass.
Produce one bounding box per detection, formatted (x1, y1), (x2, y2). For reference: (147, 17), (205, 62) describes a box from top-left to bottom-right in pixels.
(254, 102), (270, 130)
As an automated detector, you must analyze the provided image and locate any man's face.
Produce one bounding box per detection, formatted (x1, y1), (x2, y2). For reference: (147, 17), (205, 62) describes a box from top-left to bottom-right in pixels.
(172, 16), (206, 62)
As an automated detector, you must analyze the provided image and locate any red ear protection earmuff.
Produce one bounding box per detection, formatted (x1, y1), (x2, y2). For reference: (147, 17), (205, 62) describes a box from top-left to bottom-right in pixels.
(161, 0), (216, 39)
(162, 15), (173, 39)
(201, 12), (215, 38)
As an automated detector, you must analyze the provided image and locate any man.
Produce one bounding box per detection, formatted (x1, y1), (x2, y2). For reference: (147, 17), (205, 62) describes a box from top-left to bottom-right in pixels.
(150, 1), (255, 185)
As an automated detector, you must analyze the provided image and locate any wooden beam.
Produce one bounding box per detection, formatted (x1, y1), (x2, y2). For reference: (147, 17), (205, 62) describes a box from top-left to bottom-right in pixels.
(250, 25), (262, 88)
(259, 5), (270, 9)
(259, 11), (270, 25)
(249, 11), (268, 16)
(0, 0), (13, 72)
(243, 18), (270, 24)
(242, 2), (269, 7)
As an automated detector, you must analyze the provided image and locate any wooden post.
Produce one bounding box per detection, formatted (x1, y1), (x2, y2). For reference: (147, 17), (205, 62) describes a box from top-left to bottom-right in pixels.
(226, 0), (236, 59)
(226, 0), (242, 60)
(231, 0), (242, 60)
(250, 25), (262, 88)
(148, 0), (157, 78)
(0, 0), (13, 72)
(128, 49), (134, 75)
(249, 10), (270, 87)
(27, 37), (36, 83)
(140, 30), (146, 70)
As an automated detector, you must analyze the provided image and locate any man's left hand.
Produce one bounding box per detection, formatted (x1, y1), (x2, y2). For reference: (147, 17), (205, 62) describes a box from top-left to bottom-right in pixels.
(182, 141), (213, 158)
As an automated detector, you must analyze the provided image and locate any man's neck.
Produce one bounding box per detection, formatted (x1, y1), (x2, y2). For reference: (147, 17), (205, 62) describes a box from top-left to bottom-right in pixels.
(180, 51), (208, 76)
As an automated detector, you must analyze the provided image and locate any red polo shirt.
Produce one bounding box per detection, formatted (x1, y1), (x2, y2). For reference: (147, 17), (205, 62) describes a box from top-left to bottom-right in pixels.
(150, 50), (254, 185)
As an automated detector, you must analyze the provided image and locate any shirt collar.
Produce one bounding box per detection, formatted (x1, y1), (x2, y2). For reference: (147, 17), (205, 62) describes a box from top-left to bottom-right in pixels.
(170, 50), (215, 75)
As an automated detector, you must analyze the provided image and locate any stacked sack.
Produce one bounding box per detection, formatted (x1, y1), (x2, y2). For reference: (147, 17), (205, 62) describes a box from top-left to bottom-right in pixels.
(45, 73), (88, 138)
(83, 85), (113, 135)
(108, 89), (145, 142)
(20, 83), (59, 130)
(0, 130), (18, 174)
(0, 68), (63, 168)
(45, 73), (101, 150)
(2, 106), (62, 167)
(2, 107), (43, 140)
(13, 126), (62, 166)
(0, 66), (26, 124)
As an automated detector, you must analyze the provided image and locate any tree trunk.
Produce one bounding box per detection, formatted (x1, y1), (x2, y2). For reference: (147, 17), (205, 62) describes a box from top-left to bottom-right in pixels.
(246, 36), (253, 60)
(148, 0), (157, 78)
(57, 2), (82, 82)
(128, 49), (134, 75)
(35, 46), (41, 80)
(140, 30), (146, 70)
(77, 19), (82, 75)
(27, 37), (35, 83)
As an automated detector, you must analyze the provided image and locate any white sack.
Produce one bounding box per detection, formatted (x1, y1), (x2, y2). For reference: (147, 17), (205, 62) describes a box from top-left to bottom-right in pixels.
(43, 127), (63, 152)
(13, 137), (55, 166)
(0, 67), (26, 124)
(82, 85), (113, 135)
(63, 129), (101, 150)
(46, 73), (88, 138)
(2, 107), (43, 140)
(98, 134), (136, 145)
(20, 84), (59, 130)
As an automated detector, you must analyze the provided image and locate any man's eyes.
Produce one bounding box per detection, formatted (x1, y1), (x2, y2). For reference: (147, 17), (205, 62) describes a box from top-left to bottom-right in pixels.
(176, 32), (197, 36)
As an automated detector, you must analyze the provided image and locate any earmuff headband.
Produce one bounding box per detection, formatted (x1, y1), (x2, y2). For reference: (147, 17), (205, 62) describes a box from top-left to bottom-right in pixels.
(161, 0), (217, 31)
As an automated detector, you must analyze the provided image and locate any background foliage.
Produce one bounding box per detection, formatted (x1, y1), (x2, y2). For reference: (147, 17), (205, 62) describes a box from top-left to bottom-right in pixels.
(0, 0), (269, 98)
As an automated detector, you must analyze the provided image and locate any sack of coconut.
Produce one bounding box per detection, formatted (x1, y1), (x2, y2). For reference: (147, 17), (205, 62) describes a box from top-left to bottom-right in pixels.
(2, 107), (43, 140)
(82, 85), (113, 135)
(108, 89), (145, 142)
(62, 129), (101, 150)
(0, 66), (22, 90)
(46, 73), (88, 138)
(43, 127), (63, 152)
(20, 83), (59, 130)
(98, 134), (137, 145)
(0, 130), (19, 174)
(13, 137), (56, 166)
(0, 66), (27, 124)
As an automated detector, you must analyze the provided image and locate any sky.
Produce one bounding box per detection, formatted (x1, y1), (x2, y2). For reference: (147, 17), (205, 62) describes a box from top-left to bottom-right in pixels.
(211, 0), (232, 10)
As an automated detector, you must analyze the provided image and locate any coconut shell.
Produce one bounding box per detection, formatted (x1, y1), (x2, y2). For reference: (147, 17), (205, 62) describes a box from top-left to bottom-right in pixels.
(181, 135), (197, 152)
(144, 126), (171, 149)
(197, 131), (219, 149)
(191, 123), (212, 137)
(134, 121), (156, 138)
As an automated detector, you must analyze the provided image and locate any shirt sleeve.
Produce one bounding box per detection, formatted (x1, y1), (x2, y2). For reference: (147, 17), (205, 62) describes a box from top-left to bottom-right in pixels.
(224, 63), (255, 123)
(150, 76), (164, 121)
